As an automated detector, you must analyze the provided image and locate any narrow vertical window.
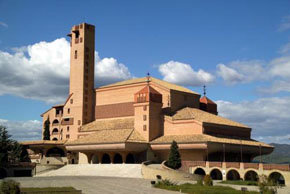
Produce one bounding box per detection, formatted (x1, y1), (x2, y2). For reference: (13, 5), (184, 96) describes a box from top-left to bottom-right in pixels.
(143, 115), (147, 121)
(74, 50), (77, 59)
(143, 125), (147, 131)
(68, 108), (70, 114)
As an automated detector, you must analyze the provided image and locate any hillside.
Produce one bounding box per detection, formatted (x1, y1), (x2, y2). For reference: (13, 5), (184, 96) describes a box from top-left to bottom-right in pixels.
(254, 143), (290, 164)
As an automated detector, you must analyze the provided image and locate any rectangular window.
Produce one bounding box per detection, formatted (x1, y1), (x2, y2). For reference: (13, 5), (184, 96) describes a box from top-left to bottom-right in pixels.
(68, 108), (70, 114)
(143, 115), (147, 121)
(143, 106), (147, 111)
(70, 99), (73, 104)
(66, 134), (70, 139)
(78, 120), (81, 125)
(67, 126), (69, 132)
(80, 37), (83, 43)
(74, 50), (77, 59)
(143, 125), (147, 131)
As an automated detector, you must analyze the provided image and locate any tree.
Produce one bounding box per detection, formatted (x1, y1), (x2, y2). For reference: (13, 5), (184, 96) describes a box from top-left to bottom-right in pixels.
(167, 140), (181, 169)
(0, 125), (12, 165)
(43, 117), (50, 140)
(0, 125), (30, 166)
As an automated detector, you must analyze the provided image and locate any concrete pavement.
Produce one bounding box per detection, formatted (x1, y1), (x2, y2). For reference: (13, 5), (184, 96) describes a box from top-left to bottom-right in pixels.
(7, 176), (177, 194)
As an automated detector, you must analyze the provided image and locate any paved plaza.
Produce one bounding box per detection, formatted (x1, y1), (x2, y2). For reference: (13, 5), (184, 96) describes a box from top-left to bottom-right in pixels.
(4, 176), (290, 194)
(8, 176), (177, 194)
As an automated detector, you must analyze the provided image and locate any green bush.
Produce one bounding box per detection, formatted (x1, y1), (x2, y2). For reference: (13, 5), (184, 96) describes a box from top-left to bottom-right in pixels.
(0, 180), (20, 194)
(167, 140), (181, 169)
(203, 174), (213, 186)
(258, 175), (278, 194)
(156, 179), (176, 186)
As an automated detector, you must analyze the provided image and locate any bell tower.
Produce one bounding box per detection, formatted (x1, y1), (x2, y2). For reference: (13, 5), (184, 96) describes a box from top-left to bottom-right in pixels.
(67, 23), (95, 125)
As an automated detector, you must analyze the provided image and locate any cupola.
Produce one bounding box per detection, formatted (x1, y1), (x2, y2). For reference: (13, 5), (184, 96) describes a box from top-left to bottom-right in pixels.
(134, 85), (162, 103)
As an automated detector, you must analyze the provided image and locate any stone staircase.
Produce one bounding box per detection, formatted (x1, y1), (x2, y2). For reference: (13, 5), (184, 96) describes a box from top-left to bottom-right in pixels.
(35, 164), (142, 178)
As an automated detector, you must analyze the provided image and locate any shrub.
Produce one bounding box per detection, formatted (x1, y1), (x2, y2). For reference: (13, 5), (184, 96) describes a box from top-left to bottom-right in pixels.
(156, 179), (176, 186)
(258, 175), (278, 194)
(197, 179), (203, 186)
(167, 140), (181, 169)
(0, 180), (20, 194)
(203, 174), (213, 186)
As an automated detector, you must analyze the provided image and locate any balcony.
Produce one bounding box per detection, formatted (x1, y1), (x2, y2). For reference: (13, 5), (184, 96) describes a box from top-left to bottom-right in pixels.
(61, 118), (74, 125)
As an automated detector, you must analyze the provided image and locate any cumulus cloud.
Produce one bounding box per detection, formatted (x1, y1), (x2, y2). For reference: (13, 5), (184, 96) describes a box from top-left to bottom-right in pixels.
(0, 119), (42, 141)
(158, 61), (214, 87)
(0, 38), (132, 104)
(217, 97), (290, 144)
(95, 52), (131, 86)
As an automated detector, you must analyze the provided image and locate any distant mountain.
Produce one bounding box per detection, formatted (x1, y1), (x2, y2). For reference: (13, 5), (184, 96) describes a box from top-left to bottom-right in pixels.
(253, 143), (290, 164)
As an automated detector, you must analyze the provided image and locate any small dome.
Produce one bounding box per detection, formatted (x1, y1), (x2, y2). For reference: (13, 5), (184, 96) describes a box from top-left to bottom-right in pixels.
(200, 96), (218, 115)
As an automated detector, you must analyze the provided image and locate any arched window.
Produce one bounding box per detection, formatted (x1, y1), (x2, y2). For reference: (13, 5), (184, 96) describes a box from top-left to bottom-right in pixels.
(194, 168), (206, 176)
(269, 172), (285, 185)
(52, 119), (59, 125)
(210, 169), (222, 180)
(226, 169), (240, 180)
(113, 153), (123, 164)
(244, 170), (258, 181)
(101, 154), (111, 164)
(52, 137), (58, 141)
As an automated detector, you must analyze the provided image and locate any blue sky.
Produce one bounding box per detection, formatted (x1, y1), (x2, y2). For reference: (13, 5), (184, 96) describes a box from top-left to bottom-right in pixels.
(0, 0), (290, 143)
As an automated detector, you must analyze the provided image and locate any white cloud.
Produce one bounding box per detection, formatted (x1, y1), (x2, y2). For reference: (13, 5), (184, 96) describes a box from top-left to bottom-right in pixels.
(158, 61), (214, 87)
(0, 21), (8, 28)
(258, 80), (290, 94)
(216, 64), (245, 84)
(0, 119), (42, 141)
(278, 15), (290, 32)
(216, 60), (266, 85)
(269, 56), (290, 79)
(95, 52), (131, 86)
(0, 38), (132, 104)
(217, 97), (290, 144)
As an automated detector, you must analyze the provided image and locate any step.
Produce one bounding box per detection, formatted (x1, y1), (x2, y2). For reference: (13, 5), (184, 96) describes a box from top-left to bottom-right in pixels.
(36, 164), (142, 178)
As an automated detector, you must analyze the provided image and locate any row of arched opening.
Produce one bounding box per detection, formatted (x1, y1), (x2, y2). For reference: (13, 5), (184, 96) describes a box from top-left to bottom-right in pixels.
(193, 168), (285, 185)
(91, 153), (135, 164)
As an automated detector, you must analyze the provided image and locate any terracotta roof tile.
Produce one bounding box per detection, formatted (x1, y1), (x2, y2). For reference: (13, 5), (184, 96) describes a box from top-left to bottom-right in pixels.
(66, 129), (146, 145)
(170, 107), (249, 128)
(150, 134), (272, 148)
(81, 117), (134, 132)
(98, 77), (198, 95)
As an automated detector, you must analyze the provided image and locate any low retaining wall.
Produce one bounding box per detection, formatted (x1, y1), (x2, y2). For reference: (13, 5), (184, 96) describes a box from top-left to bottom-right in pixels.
(141, 161), (202, 181)
(34, 164), (64, 176)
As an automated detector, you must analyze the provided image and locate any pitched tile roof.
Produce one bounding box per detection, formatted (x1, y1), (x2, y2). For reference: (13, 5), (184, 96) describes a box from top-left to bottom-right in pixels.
(169, 107), (249, 128)
(98, 77), (198, 95)
(66, 129), (146, 145)
(150, 134), (272, 148)
(21, 140), (67, 145)
(81, 117), (134, 132)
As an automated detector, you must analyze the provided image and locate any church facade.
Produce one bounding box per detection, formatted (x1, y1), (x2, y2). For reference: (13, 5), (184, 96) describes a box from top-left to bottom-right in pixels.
(23, 23), (273, 165)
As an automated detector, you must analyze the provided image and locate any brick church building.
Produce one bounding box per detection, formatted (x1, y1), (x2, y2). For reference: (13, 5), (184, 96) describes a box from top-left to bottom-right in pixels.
(23, 23), (273, 165)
